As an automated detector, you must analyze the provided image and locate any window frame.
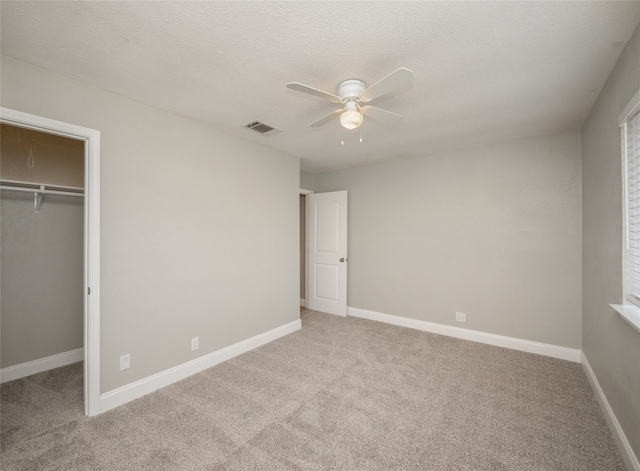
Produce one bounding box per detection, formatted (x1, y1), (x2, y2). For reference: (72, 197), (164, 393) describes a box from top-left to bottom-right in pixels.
(611, 88), (640, 333)
(621, 90), (640, 303)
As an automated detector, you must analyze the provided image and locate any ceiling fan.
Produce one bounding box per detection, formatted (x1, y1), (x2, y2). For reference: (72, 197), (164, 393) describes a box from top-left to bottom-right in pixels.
(286, 67), (414, 130)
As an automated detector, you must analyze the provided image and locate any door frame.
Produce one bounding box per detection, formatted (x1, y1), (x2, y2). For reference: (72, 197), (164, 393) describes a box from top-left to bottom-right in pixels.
(299, 188), (313, 308)
(1, 107), (101, 416)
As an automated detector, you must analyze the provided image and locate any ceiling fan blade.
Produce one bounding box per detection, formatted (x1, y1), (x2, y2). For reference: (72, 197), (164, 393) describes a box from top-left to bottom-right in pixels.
(309, 109), (342, 127)
(360, 106), (404, 127)
(360, 68), (414, 102)
(287, 82), (341, 102)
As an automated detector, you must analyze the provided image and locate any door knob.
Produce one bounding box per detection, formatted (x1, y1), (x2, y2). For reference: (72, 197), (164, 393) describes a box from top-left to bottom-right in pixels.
(340, 258), (345, 262)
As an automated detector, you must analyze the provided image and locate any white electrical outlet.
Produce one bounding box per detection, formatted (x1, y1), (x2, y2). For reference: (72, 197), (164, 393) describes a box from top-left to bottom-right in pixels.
(120, 353), (130, 371)
(191, 337), (199, 351)
(455, 312), (466, 322)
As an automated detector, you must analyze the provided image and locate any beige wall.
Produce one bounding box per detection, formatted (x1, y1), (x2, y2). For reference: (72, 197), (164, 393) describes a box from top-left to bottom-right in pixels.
(581, 23), (640, 459)
(1, 124), (84, 188)
(1, 55), (300, 393)
(300, 171), (314, 191)
(1, 126), (84, 368)
(1, 195), (84, 367)
(315, 130), (582, 348)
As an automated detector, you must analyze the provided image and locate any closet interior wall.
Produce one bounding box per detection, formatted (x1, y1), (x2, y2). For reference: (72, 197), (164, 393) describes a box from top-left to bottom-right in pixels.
(0, 124), (84, 369)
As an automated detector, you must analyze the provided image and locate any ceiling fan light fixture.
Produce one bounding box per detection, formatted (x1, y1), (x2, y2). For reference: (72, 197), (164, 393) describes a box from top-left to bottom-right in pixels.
(287, 68), (414, 130)
(340, 110), (363, 130)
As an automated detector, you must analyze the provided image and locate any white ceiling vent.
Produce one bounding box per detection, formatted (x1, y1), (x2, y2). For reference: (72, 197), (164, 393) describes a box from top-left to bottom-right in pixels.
(244, 121), (280, 135)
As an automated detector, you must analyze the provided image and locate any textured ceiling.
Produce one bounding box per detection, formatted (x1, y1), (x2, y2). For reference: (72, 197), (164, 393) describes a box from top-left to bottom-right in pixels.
(2, 2), (640, 173)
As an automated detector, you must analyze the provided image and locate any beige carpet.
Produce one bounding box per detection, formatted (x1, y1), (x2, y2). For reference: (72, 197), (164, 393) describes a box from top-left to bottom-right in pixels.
(1, 311), (626, 470)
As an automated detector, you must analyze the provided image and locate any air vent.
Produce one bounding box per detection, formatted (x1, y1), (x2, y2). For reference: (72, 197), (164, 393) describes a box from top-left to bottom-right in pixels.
(244, 121), (280, 135)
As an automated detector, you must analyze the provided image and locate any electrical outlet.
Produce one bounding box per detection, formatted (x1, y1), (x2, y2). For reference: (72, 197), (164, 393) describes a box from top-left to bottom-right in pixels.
(191, 337), (199, 351)
(455, 312), (466, 322)
(120, 353), (130, 371)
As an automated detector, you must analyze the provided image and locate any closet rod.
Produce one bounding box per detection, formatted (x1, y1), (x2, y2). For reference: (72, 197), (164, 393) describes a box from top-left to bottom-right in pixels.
(0, 185), (84, 198)
(0, 180), (84, 212)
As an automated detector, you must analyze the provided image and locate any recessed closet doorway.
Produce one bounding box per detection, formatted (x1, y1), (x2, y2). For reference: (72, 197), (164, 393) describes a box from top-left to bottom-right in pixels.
(0, 108), (100, 416)
(1, 123), (84, 379)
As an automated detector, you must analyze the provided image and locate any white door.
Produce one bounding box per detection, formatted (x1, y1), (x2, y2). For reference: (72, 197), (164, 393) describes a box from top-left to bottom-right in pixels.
(306, 191), (347, 316)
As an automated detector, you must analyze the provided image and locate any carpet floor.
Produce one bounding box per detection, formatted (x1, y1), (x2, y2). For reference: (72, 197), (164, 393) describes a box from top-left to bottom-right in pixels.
(1, 310), (626, 470)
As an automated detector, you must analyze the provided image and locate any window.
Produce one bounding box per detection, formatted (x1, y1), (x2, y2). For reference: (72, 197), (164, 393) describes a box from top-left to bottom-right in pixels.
(622, 90), (640, 304)
(613, 89), (640, 333)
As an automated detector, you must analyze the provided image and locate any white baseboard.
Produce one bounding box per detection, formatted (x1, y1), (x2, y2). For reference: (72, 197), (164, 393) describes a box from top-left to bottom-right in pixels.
(581, 352), (639, 471)
(347, 307), (581, 362)
(100, 319), (302, 413)
(0, 348), (83, 383)
(300, 298), (306, 308)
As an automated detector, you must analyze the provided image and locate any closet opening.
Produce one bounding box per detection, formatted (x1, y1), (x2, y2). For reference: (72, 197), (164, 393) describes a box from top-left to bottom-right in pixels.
(0, 108), (100, 416)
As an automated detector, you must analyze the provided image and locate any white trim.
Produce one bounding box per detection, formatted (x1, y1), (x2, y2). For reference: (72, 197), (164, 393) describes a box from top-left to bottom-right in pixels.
(299, 188), (313, 195)
(0, 348), (83, 383)
(610, 304), (640, 333)
(99, 319), (301, 413)
(317, 309), (347, 318)
(581, 352), (640, 471)
(347, 307), (581, 362)
(300, 298), (306, 307)
(618, 87), (640, 126)
(0, 108), (101, 416)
